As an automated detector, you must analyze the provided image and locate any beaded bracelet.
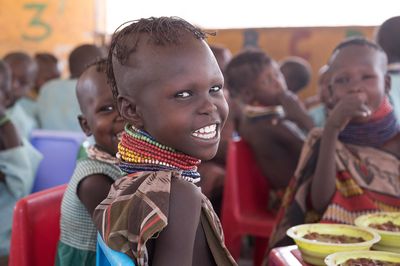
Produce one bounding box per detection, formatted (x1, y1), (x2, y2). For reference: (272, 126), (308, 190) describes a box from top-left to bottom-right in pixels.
(0, 115), (10, 127)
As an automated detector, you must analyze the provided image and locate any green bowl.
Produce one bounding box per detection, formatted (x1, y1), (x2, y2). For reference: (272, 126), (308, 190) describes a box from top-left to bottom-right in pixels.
(287, 223), (380, 266)
(325, 250), (400, 265)
(354, 212), (400, 253)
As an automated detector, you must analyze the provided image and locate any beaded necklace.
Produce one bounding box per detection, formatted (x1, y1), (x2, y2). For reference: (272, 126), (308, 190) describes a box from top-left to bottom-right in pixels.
(117, 124), (201, 183)
(339, 98), (400, 148)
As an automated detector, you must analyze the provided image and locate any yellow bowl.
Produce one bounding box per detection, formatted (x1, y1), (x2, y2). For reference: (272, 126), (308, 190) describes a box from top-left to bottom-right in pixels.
(355, 212), (400, 253)
(325, 250), (400, 266)
(286, 223), (381, 266)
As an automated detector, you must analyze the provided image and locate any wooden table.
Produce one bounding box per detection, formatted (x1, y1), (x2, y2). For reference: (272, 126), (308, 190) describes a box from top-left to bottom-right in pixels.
(269, 245), (313, 266)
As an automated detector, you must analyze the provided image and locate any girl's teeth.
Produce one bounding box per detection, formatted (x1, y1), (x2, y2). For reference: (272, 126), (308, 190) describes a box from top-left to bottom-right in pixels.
(192, 124), (218, 139)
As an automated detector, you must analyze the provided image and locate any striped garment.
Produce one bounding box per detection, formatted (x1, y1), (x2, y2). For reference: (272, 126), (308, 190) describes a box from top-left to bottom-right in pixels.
(268, 128), (400, 249)
(93, 170), (237, 266)
(59, 158), (123, 252)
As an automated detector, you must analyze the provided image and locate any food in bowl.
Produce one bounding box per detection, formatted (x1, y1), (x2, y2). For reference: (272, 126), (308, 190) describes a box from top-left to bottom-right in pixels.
(355, 212), (400, 252)
(303, 232), (365, 244)
(340, 258), (400, 266)
(369, 221), (400, 232)
(325, 250), (400, 266)
(287, 223), (380, 266)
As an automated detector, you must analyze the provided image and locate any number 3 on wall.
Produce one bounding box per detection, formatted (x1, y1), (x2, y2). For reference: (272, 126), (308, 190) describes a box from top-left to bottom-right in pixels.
(22, 3), (52, 42)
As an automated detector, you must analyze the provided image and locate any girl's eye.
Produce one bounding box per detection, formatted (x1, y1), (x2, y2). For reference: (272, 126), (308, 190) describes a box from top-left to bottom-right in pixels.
(210, 85), (222, 93)
(362, 74), (375, 80)
(99, 105), (114, 112)
(175, 91), (191, 98)
(334, 76), (349, 85)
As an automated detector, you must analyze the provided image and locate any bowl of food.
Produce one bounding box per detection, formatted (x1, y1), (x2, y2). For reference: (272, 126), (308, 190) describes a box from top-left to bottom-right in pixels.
(355, 212), (400, 253)
(286, 223), (381, 266)
(325, 250), (400, 266)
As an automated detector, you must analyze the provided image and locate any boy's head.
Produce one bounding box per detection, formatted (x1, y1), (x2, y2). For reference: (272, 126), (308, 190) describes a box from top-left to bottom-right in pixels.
(225, 49), (287, 106)
(76, 59), (124, 156)
(375, 16), (400, 64)
(279, 56), (312, 94)
(69, 44), (103, 79)
(34, 53), (61, 92)
(0, 60), (12, 109)
(108, 17), (228, 161)
(3, 52), (37, 105)
(328, 37), (389, 117)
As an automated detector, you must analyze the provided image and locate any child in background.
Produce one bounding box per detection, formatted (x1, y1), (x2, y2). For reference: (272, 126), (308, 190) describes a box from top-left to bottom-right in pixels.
(307, 65), (332, 127)
(269, 37), (400, 249)
(93, 17), (236, 265)
(56, 59), (124, 266)
(0, 60), (42, 264)
(225, 50), (307, 195)
(37, 44), (103, 131)
(279, 56), (312, 95)
(376, 16), (400, 121)
(3, 52), (38, 138)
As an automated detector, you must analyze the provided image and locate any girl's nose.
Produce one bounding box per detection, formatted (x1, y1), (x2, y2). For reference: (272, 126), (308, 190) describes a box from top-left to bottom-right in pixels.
(198, 95), (217, 115)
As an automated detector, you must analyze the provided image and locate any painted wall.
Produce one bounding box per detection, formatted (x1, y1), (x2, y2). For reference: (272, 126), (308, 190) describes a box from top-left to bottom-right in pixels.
(207, 26), (376, 99)
(0, 0), (101, 75)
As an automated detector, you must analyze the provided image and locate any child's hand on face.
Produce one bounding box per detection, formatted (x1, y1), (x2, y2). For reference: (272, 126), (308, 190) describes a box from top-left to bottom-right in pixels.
(326, 92), (371, 131)
(0, 90), (7, 116)
(278, 90), (307, 119)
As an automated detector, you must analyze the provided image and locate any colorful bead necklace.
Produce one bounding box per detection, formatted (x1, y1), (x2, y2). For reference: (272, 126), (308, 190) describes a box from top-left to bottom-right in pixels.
(117, 124), (201, 183)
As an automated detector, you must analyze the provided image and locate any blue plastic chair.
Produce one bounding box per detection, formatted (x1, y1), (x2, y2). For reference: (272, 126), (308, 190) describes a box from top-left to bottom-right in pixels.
(96, 233), (135, 266)
(30, 129), (85, 192)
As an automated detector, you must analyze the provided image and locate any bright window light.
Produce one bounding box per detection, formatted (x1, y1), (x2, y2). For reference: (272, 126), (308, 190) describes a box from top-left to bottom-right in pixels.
(106, 0), (399, 33)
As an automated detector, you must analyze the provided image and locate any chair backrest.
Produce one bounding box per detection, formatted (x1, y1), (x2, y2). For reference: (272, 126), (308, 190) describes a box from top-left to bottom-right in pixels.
(9, 184), (67, 266)
(30, 129), (85, 192)
(225, 137), (271, 215)
(96, 233), (135, 266)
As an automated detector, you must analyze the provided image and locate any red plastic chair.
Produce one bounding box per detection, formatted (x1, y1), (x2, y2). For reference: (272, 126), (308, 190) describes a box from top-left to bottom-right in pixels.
(221, 137), (277, 265)
(9, 184), (67, 266)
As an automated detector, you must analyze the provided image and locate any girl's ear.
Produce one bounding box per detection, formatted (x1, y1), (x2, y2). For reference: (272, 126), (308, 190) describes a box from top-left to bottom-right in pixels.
(241, 86), (256, 104)
(78, 115), (92, 137)
(117, 95), (144, 128)
(384, 73), (391, 94)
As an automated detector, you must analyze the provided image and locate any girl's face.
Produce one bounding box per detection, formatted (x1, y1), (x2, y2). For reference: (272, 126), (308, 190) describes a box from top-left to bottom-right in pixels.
(118, 35), (229, 161)
(78, 68), (125, 156)
(251, 61), (287, 106)
(328, 45), (389, 121)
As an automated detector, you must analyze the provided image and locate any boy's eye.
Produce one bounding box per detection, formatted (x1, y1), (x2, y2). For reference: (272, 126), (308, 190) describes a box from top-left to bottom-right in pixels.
(333, 76), (350, 85)
(362, 74), (375, 80)
(175, 91), (192, 98)
(210, 85), (222, 93)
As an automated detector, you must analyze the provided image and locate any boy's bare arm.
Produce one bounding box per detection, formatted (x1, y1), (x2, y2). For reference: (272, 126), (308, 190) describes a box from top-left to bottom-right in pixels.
(78, 174), (115, 216)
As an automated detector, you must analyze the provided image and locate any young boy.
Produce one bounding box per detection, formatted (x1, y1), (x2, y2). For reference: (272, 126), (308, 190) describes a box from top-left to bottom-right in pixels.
(279, 56), (312, 94)
(3, 52), (38, 138)
(56, 59), (124, 266)
(376, 16), (400, 121)
(93, 17), (236, 265)
(37, 44), (103, 131)
(225, 50), (307, 193)
(269, 37), (400, 249)
(0, 60), (42, 264)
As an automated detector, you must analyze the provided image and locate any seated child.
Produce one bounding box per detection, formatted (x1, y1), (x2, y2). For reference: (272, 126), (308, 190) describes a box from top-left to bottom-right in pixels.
(307, 65), (332, 127)
(37, 44), (103, 131)
(0, 60), (42, 264)
(225, 50), (307, 193)
(269, 37), (400, 248)
(376, 16), (400, 121)
(3, 52), (38, 138)
(279, 56), (312, 94)
(56, 59), (125, 266)
(92, 17), (236, 265)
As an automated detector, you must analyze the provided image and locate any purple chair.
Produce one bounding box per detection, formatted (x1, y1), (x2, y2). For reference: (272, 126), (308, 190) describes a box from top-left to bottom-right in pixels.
(30, 130), (85, 192)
